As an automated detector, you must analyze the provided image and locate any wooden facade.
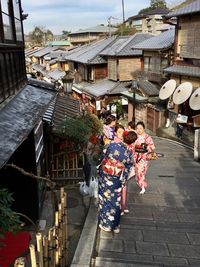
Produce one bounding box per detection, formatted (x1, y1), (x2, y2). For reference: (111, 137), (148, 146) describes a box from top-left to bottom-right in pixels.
(177, 15), (200, 60)
(108, 57), (142, 82)
(128, 102), (165, 133)
(142, 50), (173, 83)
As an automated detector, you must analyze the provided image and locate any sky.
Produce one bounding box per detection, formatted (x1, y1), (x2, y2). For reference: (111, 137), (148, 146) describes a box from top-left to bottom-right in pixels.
(21, 0), (152, 35)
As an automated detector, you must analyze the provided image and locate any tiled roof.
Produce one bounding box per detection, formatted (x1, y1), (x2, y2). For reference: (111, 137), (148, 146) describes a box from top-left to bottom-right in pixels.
(138, 80), (160, 96)
(25, 47), (43, 57)
(43, 95), (81, 130)
(166, 0), (200, 17)
(100, 33), (152, 56)
(47, 68), (65, 81)
(132, 29), (175, 51)
(164, 65), (200, 77)
(65, 37), (116, 64)
(107, 81), (132, 95)
(0, 80), (56, 168)
(81, 80), (117, 97)
(31, 46), (58, 57)
(46, 40), (71, 46)
(32, 63), (47, 76)
(69, 25), (117, 35)
(126, 8), (169, 21)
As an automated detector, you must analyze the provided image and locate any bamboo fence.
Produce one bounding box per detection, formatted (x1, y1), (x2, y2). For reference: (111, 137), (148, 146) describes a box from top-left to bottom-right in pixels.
(14, 187), (68, 267)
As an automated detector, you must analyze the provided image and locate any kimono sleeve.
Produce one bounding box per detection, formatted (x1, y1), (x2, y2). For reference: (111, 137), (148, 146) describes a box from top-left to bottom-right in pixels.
(122, 150), (134, 182)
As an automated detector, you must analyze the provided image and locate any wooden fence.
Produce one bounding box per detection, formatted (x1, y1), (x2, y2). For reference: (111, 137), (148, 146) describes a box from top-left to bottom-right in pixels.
(51, 151), (84, 184)
(14, 187), (68, 267)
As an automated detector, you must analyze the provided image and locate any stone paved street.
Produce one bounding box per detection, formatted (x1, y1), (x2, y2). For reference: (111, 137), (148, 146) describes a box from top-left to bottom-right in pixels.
(94, 137), (200, 267)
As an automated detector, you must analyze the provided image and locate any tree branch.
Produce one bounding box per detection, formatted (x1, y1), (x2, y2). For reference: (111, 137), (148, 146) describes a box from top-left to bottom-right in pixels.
(5, 164), (56, 189)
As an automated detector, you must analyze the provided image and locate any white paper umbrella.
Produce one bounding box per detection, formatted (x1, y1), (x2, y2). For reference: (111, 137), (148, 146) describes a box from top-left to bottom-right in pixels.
(189, 87), (200, 110)
(173, 82), (193, 105)
(159, 79), (177, 100)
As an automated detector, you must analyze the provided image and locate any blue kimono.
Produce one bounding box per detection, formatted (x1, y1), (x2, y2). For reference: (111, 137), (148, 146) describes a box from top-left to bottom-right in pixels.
(98, 141), (133, 230)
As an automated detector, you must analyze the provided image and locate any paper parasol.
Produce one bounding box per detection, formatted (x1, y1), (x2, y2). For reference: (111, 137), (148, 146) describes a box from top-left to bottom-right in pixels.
(173, 82), (193, 105)
(159, 79), (177, 100)
(189, 87), (200, 110)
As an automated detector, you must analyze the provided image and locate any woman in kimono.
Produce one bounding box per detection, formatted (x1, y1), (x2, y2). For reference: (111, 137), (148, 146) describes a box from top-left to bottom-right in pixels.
(98, 131), (137, 233)
(134, 121), (155, 194)
(102, 115), (116, 145)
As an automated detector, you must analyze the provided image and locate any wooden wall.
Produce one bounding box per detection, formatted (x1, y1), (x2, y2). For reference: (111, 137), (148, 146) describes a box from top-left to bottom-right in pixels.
(118, 58), (141, 81)
(108, 58), (118, 81)
(94, 65), (107, 80)
(178, 15), (200, 59)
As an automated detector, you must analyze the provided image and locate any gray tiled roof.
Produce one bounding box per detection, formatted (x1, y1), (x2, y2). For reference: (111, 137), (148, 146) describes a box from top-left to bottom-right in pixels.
(100, 33), (152, 56)
(166, 0), (200, 17)
(43, 95), (81, 129)
(138, 80), (160, 96)
(25, 47), (43, 57)
(69, 25), (116, 35)
(132, 29), (175, 50)
(164, 65), (200, 77)
(32, 63), (47, 76)
(126, 8), (169, 22)
(0, 81), (56, 168)
(31, 46), (58, 57)
(47, 68), (65, 81)
(81, 79), (117, 97)
(107, 81), (131, 95)
(65, 37), (116, 64)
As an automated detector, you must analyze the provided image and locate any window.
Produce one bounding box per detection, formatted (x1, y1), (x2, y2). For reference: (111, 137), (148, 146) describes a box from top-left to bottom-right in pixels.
(0, 0), (23, 43)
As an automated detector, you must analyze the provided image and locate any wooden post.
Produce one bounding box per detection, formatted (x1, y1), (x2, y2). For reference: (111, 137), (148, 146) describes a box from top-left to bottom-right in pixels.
(29, 244), (37, 267)
(48, 228), (55, 267)
(43, 236), (48, 267)
(14, 257), (26, 267)
(36, 233), (44, 267)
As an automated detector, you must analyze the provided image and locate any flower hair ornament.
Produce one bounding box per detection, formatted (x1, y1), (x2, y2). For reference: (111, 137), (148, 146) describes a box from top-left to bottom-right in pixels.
(123, 130), (129, 137)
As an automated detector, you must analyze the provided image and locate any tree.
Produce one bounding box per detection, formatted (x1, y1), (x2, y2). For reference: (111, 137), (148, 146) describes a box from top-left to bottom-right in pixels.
(0, 188), (21, 238)
(114, 24), (137, 36)
(150, 0), (167, 9)
(29, 26), (53, 46)
(138, 0), (167, 14)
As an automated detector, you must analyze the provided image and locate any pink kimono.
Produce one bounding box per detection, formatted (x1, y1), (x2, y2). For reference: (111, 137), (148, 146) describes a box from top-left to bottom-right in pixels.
(134, 133), (155, 189)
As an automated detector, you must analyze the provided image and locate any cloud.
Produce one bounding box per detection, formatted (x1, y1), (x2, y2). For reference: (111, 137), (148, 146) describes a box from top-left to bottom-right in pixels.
(22, 0), (151, 34)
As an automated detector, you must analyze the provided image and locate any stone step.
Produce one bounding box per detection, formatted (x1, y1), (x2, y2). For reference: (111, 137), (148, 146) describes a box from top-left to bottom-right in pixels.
(95, 253), (189, 267)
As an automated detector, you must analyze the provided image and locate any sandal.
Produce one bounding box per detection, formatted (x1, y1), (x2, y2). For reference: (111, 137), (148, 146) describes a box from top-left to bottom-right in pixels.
(99, 224), (111, 232)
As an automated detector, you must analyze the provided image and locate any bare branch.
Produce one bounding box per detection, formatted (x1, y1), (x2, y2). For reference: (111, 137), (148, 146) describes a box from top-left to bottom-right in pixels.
(5, 164), (56, 189)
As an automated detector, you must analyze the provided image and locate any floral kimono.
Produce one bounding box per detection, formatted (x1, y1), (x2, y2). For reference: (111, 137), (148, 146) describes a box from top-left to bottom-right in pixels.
(102, 125), (115, 145)
(134, 133), (155, 189)
(98, 141), (133, 230)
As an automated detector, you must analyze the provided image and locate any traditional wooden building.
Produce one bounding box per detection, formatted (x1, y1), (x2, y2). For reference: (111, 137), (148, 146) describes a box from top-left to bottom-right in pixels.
(65, 37), (116, 83)
(100, 33), (152, 81)
(68, 25), (116, 45)
(0, 1), (56, 221)
(119, 29), (175, 132)
(133, 28), (175, 84)
(163, 0), (200, 141)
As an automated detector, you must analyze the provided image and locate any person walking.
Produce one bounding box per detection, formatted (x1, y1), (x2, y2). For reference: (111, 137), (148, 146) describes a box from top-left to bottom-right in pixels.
(113, 125), (130, 215)
(134, 121), (155, 194)
(102, 115), (116, 145)
(98, 131), (137, 233)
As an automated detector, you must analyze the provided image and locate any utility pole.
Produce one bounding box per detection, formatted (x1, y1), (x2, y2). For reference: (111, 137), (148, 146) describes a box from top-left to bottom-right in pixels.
(122, 0), (125, 23)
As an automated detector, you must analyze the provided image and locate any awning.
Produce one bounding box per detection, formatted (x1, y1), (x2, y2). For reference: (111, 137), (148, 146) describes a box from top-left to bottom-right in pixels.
(0, 82), (56, 168)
